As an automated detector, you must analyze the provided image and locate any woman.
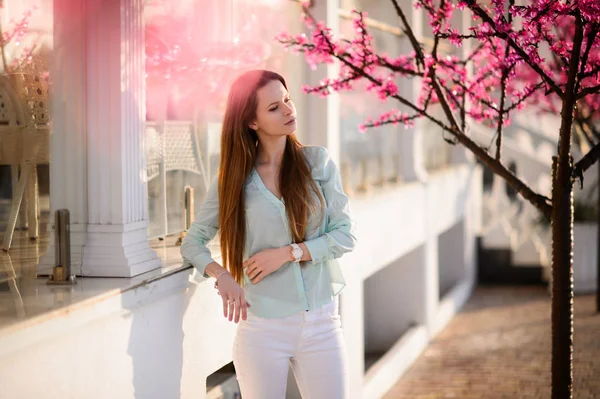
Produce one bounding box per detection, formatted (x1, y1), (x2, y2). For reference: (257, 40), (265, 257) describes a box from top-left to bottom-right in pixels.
(181, 70), (357, 399)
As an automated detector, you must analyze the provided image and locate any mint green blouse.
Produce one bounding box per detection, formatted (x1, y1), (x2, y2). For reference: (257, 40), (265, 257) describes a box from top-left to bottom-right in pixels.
(180, 146), (357, 319)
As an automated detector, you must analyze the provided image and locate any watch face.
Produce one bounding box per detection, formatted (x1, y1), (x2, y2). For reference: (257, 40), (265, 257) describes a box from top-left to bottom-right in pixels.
(292, 246), (303, 261)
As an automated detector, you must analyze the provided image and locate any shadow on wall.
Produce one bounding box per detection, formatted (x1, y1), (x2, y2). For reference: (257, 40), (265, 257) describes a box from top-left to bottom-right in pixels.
(438, 221), (466, 299)
(125, 282), (197, 399)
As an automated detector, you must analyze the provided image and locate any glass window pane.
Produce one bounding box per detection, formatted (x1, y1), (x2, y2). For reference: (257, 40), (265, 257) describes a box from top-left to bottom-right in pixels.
(144, 0), (303, 237)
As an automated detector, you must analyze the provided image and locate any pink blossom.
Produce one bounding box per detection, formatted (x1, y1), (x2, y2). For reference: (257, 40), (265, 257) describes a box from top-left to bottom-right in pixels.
(276, 0), (600, 137)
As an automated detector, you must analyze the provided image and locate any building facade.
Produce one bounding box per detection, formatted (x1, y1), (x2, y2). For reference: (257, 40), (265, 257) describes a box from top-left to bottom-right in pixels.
(0, 0), (483, 398)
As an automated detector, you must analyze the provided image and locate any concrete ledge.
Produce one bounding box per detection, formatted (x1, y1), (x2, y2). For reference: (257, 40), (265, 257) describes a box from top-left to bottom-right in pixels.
(433, 277), (475, 337)
(363, 276), (475, 399)
(363, 324), (429, 399)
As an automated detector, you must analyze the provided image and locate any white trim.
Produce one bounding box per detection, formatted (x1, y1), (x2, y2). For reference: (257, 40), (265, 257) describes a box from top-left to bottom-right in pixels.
(363, 325), (429, 399)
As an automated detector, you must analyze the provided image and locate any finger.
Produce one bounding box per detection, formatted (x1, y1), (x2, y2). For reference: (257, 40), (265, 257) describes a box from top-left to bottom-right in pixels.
(248, 269), (260, 282)
(251, 271), (263, 285)
(234, 297), (242, 324)
(245, 263), (257, 276)
(222, 296), (229, 318)
(248, 266), (262, 280)
(243, 258), (254, 269)
(228, 299), (236, 322)
(241, 297), (249, 321)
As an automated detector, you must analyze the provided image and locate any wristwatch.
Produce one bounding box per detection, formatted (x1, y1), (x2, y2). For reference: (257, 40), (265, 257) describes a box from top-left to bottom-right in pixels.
(290, 243), (303, 263)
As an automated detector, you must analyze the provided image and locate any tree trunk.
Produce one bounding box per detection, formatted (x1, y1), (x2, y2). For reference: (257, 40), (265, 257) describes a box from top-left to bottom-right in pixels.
(550, 12), (583, 397)
(597, 159), (600, 313)
(551, 156), (574, 399)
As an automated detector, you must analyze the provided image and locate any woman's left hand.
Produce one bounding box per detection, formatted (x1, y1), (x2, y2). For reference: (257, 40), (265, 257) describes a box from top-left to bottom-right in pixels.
(243, 247), (290, 284)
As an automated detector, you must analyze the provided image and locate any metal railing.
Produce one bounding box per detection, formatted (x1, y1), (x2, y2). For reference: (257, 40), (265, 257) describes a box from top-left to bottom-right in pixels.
(47, 209), (76, 285)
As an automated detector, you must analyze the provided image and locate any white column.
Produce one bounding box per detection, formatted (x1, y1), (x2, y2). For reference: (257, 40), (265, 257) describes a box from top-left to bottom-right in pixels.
(464, 167), (482, 283)
(304, 0), (341, 165)
(38, 0), (89, 275)
(424, 183), (440, 334)
(451, 7), (475, 165)
(281, 2), (308, 146)
(82, 0), (159, 277)
(423, 223), (440, 334)
(398, 5), (428, 182)
(340, 273), (365, 397)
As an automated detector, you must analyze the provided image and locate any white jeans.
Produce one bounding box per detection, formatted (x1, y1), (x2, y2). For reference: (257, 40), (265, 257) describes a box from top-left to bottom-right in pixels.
(232, 298), (349, 399)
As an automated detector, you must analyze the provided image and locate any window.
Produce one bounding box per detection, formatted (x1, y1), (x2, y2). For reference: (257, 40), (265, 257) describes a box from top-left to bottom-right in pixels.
(144, 0), (304, 237)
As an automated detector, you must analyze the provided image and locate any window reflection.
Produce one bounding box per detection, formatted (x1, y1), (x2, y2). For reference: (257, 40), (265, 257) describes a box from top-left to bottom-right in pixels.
(144, 0), (299, 238)
(0, 1), (52, 252)
(339, 7), (401, 195)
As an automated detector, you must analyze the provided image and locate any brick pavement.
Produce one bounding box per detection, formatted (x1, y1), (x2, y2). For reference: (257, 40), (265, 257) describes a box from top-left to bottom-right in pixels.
(384, 286), (600, 399)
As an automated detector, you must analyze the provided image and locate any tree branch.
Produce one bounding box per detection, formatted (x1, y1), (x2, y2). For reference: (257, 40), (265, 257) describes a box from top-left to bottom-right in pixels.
(576, 23), (599, 90)
(555, 10), (584, 204)
(505, 82), (546, 113)
(0, 17), (10, 73)
(572, 141), (600, 183)
(391, 0), (552, 218)
(361, 114), (421, 130)
(377, 55), (423, 77)
(392, 0), (461, 129)
(464, 0), (564, 98)
(582, 65), (600, 80)
(297, 9), (454, 133)
(574, 108), (600, 143)
(438, 33), (479, 40)
(495, 0), (513, 162)
(461, 42), (487, 65)
(291, 0), (554, 219)
(577, 84), (600, 99)
(574, 117), (598, 148)
(460, 90), (467, 133)
(496, 70), (507, 161)
(391, 0), (426, 68)
(446, 75), (501, 112)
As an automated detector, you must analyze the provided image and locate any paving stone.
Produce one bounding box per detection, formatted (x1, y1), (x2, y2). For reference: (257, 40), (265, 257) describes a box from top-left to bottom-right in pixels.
(384, 286), (600, 399)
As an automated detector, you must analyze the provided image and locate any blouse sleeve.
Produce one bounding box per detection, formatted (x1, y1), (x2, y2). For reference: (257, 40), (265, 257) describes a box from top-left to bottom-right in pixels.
(303, 146), (357, 263)
(180, 176), (220, 278)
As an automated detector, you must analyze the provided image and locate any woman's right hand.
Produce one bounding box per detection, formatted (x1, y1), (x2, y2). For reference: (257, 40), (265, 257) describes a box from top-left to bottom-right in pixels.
(217, 273), (250, 323)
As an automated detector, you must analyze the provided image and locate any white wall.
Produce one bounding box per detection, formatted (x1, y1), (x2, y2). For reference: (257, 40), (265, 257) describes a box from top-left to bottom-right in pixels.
(0, 0), (488, 396)
(344, 163), (481, 398)
(0, 271), (236, 399)
(574, 223), (598, 294)
(364, 245), (425, 354)
(438, 221), (467, 298)
(0, 163), (481, 399)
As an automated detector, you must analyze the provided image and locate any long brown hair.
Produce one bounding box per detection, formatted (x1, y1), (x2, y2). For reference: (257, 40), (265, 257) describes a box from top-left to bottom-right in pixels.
(218, 70), (324, 285)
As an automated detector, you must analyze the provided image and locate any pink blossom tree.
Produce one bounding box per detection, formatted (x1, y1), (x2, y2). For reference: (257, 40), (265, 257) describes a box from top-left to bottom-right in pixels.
(0, 6), (44, 76)
(145, 2), (279, 120)
(277, 0), (600, 397)
(145, 13), (265, 120)
(512, 16), (600, 314)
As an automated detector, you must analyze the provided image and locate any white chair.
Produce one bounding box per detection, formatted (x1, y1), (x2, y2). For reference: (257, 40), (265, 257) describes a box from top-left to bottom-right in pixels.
(0, 69), (50, 252)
